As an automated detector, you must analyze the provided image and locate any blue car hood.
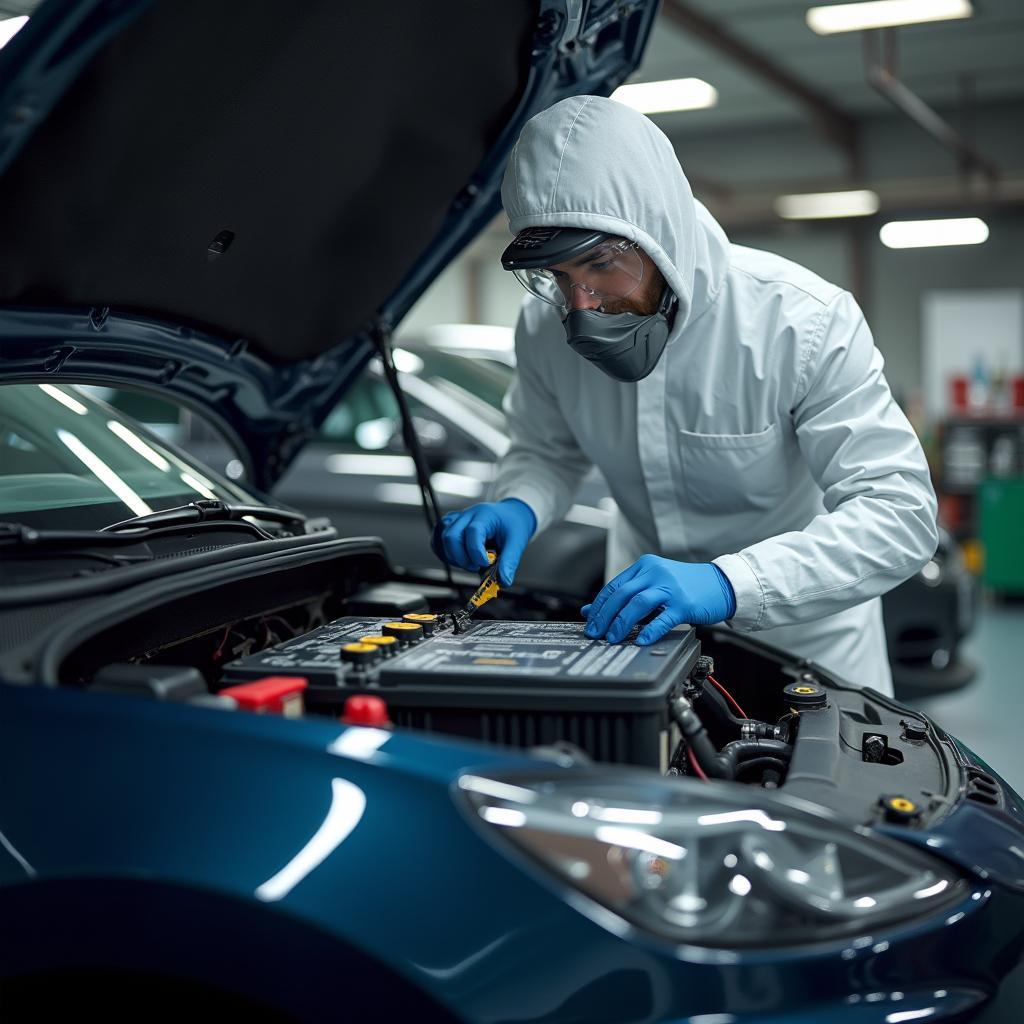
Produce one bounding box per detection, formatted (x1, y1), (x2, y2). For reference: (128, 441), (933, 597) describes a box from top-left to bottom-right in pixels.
(0, 0), (656, 489)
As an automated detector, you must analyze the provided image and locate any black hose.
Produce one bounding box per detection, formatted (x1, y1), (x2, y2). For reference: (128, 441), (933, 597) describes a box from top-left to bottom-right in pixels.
(720, 738), (792, 763)
(670, 696), (795, 781)
(693, 680), (746, 731)
(734, 756), (789, 777)
(669, 696), (732, 779)
(720, 740), (793, 784)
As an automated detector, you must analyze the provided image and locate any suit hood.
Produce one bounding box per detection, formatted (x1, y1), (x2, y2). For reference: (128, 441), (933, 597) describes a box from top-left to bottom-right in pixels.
(500, 95), (730, 332)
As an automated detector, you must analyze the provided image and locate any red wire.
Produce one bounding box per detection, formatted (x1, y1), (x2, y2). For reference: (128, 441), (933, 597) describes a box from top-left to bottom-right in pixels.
(686, 746), (709, 781)
(708, 674), (748, 719)
(212, 624), (232, 661)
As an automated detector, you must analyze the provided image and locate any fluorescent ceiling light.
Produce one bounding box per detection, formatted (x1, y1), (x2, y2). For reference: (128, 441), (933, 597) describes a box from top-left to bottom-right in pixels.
(106, 419), (171, 470)
(179, 471), (218, 500)
(39, 383), (88, 415)
(807, 1), (972, 35)
(255, 779), (366, 902)
(57, 428), (153, 516)
(612, 78), (718, 114)
(391, 347), (424, 374)
(429, 472), (483, 499)
(775, 189), (880, 219)
(0, 15), (28, 49)
(879, 217), (988, 248)
(326, 453), (414, 476)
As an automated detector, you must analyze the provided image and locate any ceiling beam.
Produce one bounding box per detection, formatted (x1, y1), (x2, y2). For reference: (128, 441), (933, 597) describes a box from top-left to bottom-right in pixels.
(864, 28), (998, 182)
(661, 0), (861, 170)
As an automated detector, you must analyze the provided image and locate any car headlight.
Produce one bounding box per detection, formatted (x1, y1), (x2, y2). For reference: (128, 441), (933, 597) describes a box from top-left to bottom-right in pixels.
(457, 772), (963, 947)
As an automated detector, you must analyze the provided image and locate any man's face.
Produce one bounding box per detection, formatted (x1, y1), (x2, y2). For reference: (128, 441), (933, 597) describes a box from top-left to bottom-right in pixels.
(544, 239), (667, 316)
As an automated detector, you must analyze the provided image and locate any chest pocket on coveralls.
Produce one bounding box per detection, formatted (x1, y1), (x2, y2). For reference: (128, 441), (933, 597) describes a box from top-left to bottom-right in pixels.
(677, 422), (787, 514)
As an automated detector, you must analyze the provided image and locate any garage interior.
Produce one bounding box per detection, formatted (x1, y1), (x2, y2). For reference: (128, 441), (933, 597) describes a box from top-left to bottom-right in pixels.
(1, 0), (1022, 1020)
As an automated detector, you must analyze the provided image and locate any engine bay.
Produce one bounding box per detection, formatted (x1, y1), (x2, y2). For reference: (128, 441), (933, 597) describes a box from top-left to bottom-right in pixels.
(2, 539), (966, 831)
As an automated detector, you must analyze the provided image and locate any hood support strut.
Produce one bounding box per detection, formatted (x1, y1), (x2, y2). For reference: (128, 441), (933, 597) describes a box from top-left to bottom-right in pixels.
(371, 320), (454, 590)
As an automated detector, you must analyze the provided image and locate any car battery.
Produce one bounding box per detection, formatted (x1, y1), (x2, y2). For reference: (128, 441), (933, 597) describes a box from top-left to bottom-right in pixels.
(221, 617), (700, 768)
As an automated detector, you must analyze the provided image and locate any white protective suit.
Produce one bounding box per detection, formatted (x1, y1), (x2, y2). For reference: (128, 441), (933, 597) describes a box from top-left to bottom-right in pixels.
(491, 96), (939, 695)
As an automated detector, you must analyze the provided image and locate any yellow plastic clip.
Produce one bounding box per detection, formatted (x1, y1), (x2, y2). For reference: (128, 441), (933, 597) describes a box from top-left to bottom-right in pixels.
(468, 551), (500, 610)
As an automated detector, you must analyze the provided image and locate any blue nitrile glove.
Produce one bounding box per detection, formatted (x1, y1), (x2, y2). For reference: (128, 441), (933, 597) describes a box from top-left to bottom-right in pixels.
(431, 498), (537, 587)
(581, 555), (737, 645)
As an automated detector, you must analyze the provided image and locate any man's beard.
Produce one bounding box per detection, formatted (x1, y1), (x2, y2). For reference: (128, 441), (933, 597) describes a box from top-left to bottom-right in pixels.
(594, 266), (666, 316)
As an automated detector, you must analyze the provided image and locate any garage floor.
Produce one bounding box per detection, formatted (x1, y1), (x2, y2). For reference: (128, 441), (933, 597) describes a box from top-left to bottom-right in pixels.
(911, 602), (1024, 794)
(907, 601), (1024, 1023)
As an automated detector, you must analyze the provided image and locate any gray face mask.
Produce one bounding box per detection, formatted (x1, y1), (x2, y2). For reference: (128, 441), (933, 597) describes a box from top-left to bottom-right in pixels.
(563, 288), (677, 382)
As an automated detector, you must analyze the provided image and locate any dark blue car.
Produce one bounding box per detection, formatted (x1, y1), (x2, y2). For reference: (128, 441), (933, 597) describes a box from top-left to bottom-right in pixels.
(1, 2), (1022, 1021)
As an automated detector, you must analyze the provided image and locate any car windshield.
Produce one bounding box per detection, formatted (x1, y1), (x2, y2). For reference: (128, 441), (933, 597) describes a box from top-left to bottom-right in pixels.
(0, 384), (255, 530)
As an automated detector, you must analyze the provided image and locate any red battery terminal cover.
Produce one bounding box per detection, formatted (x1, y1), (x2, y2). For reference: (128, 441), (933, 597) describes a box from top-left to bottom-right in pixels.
(341, 694), (392, 728)
(220, 676), (308, 718)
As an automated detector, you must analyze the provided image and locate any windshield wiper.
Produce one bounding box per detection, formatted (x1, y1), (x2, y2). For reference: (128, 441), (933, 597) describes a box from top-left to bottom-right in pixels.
(0, 502), (311, 557)
(0, 518), (267, 550)
(0, 523), (149, 550)
(101, 499), (307, 535)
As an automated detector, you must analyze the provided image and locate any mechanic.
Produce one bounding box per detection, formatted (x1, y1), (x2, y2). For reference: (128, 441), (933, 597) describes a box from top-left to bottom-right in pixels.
(433, 95), (938, 693)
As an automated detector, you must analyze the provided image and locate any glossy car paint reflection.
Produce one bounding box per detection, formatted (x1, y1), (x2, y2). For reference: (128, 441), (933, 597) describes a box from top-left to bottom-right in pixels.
(2, 681), (1022, 1022)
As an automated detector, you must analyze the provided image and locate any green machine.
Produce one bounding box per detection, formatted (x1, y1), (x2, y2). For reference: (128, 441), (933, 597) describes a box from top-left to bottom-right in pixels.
(980, 477), (1024, 595)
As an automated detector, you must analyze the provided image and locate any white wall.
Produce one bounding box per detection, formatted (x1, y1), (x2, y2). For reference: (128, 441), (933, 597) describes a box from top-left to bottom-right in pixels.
(476, 253), (526, 328)
(394, 258), (470, 338)
(868, 216), (1024, 402)
(396, 227), (524, 337)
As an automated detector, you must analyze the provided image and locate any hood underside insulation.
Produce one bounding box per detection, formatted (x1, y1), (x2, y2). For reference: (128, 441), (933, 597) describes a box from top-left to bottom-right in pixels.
(0, 0), (533, 360)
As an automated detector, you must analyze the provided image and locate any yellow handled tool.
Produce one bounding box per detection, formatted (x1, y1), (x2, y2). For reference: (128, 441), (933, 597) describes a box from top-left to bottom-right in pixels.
(450, 551), (500, 633)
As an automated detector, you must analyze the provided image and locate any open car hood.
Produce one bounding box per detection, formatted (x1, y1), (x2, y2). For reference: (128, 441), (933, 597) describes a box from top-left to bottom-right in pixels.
(0, 0), (656, 488)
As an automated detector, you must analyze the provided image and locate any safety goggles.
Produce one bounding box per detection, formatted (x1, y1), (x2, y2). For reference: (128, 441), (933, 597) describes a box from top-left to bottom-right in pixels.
(511, 236), (645, 314)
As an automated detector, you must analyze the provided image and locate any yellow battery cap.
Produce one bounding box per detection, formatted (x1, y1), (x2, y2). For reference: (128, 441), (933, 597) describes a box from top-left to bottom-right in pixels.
(360, 635), (399, 655)
(382, 621), (424, 644)
(340, 642), (380, 666)
(403, 613), (439, 635)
